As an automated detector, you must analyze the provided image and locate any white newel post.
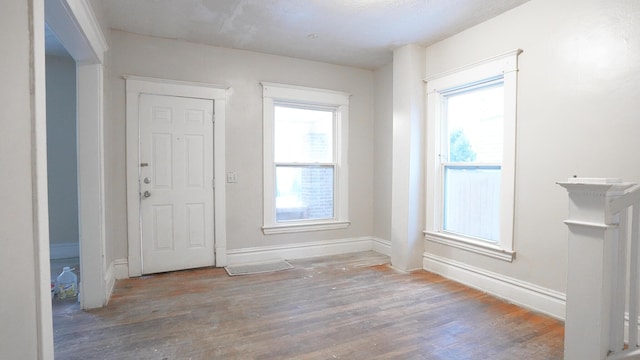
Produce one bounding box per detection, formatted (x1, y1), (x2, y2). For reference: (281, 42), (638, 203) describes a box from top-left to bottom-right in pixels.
(558, 178), (635, 360)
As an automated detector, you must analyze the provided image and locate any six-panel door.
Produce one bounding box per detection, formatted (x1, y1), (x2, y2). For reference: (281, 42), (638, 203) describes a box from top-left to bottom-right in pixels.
(139, 94), (215, 274)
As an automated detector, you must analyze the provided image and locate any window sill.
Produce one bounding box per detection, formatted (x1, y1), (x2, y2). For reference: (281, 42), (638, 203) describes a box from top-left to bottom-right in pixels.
(263, 220), (351, 235)
(423, 231), (515, 262)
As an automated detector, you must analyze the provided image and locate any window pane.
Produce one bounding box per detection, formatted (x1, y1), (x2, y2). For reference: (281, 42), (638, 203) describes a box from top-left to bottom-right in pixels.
(446, 84), (504, 163)
(276, 165), (334, 222)
(274, 105), (333, 163)
(444, 166), (500, 241)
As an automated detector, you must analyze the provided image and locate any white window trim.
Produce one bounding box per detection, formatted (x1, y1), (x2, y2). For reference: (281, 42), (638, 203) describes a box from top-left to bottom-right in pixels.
(424, 49), (522, 262)
(261, 82), (350, 234)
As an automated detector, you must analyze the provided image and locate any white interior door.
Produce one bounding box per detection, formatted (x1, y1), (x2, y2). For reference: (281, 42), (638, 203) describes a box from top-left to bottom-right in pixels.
(139, 94), (215, 274)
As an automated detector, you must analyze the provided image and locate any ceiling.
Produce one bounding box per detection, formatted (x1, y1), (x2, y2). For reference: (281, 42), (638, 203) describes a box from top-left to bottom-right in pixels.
(98, 0), (530, 70)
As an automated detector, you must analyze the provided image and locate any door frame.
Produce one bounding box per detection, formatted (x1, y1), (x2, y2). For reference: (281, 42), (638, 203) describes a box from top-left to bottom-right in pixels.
(45, 0), (109, 310)
(125, 76), (229, 276)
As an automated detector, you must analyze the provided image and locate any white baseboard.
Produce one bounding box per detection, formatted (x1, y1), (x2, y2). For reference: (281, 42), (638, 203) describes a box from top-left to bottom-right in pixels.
(114, 259), (129, 279)
(50, 242), (79, 259)
(372, 237), (392, 256)
(423, 252), (566, 320)
(227, 236), (383, 265)
(105, 258), (129, 305)
(215, 246), (228, 267)
(105, 261), (115, 305)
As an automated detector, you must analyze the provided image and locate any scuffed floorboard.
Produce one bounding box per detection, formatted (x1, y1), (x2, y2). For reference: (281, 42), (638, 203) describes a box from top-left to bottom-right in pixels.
(53, 251), (564, 359)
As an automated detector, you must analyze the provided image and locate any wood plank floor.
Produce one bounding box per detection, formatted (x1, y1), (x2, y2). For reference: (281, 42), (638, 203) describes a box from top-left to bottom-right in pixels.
(53, 252), (564, 359)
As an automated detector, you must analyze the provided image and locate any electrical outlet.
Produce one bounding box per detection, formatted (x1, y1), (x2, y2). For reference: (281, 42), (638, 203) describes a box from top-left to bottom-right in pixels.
(226, 172), (238, 183)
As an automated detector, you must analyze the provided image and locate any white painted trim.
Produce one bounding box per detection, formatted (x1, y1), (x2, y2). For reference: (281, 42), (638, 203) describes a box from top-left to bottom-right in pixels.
(40, 0), (107, 356)
(608, 347), (640, 360)
(213, 100), (228, 267)
(62, 0), (108, 60)
(77, 63), (107, 309)
(44, 0), (108, 64)
(123, 75), (229, 90)
(126, 76), (229, 276)
(261, 82), (351, 105)
(227, 237), (378, 265)
(424, 50), (522, 258)
(372, 237), (392, 256)
(423, 49), (523, 85)
(261, 82), (350, 233)
(49, 243), (79, 259)
(113, 259), (129, 280)
(104, 260), (115, 305)
(424, 231), (515, 262)
(104, 258), (129, 305)
(263, 221), (351, 235)
(423, 253), (566, 320)
(564, 219), (615, 230)
(33, 2), (54, 359)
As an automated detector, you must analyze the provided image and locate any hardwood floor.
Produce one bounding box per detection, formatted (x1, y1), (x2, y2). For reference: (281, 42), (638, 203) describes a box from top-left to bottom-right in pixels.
(53, 252), (564, 359)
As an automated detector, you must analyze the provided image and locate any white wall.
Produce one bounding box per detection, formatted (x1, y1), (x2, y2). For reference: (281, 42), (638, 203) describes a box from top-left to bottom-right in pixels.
(106, 30), (375, 260)
(46, 54), (79, 247)
(373, 63), (393, 242)
(390, 45), (426, 271)
(423, 0), (640, 294)
(0, 0), (46, 358)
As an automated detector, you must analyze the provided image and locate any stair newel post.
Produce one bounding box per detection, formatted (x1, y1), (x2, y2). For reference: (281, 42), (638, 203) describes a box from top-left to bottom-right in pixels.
(558, 178), (635, 360)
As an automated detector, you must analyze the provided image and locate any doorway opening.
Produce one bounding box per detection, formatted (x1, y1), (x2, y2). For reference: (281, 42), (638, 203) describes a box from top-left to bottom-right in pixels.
(44, 0), (109, 312)
(45, 23), (81, 308)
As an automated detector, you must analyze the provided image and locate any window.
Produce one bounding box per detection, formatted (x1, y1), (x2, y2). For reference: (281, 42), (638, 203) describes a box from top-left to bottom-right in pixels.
(424, 49), (521, 261)
(262, 82), (350, 234)
(274, 105), (334, 222)
(443, 82), (503, 241)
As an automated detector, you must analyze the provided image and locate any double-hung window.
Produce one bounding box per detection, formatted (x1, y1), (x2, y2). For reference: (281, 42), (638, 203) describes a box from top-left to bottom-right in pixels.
(262, 82), (350, 234)
(425, 50), (521, 261)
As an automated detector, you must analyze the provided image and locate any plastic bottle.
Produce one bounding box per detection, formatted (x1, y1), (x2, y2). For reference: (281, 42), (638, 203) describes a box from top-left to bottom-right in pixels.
(56, 267), (78, 300)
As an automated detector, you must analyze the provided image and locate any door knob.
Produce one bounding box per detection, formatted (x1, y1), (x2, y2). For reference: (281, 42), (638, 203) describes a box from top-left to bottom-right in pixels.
(143, 177), (151, 184)
(143, 191), (151, 198)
